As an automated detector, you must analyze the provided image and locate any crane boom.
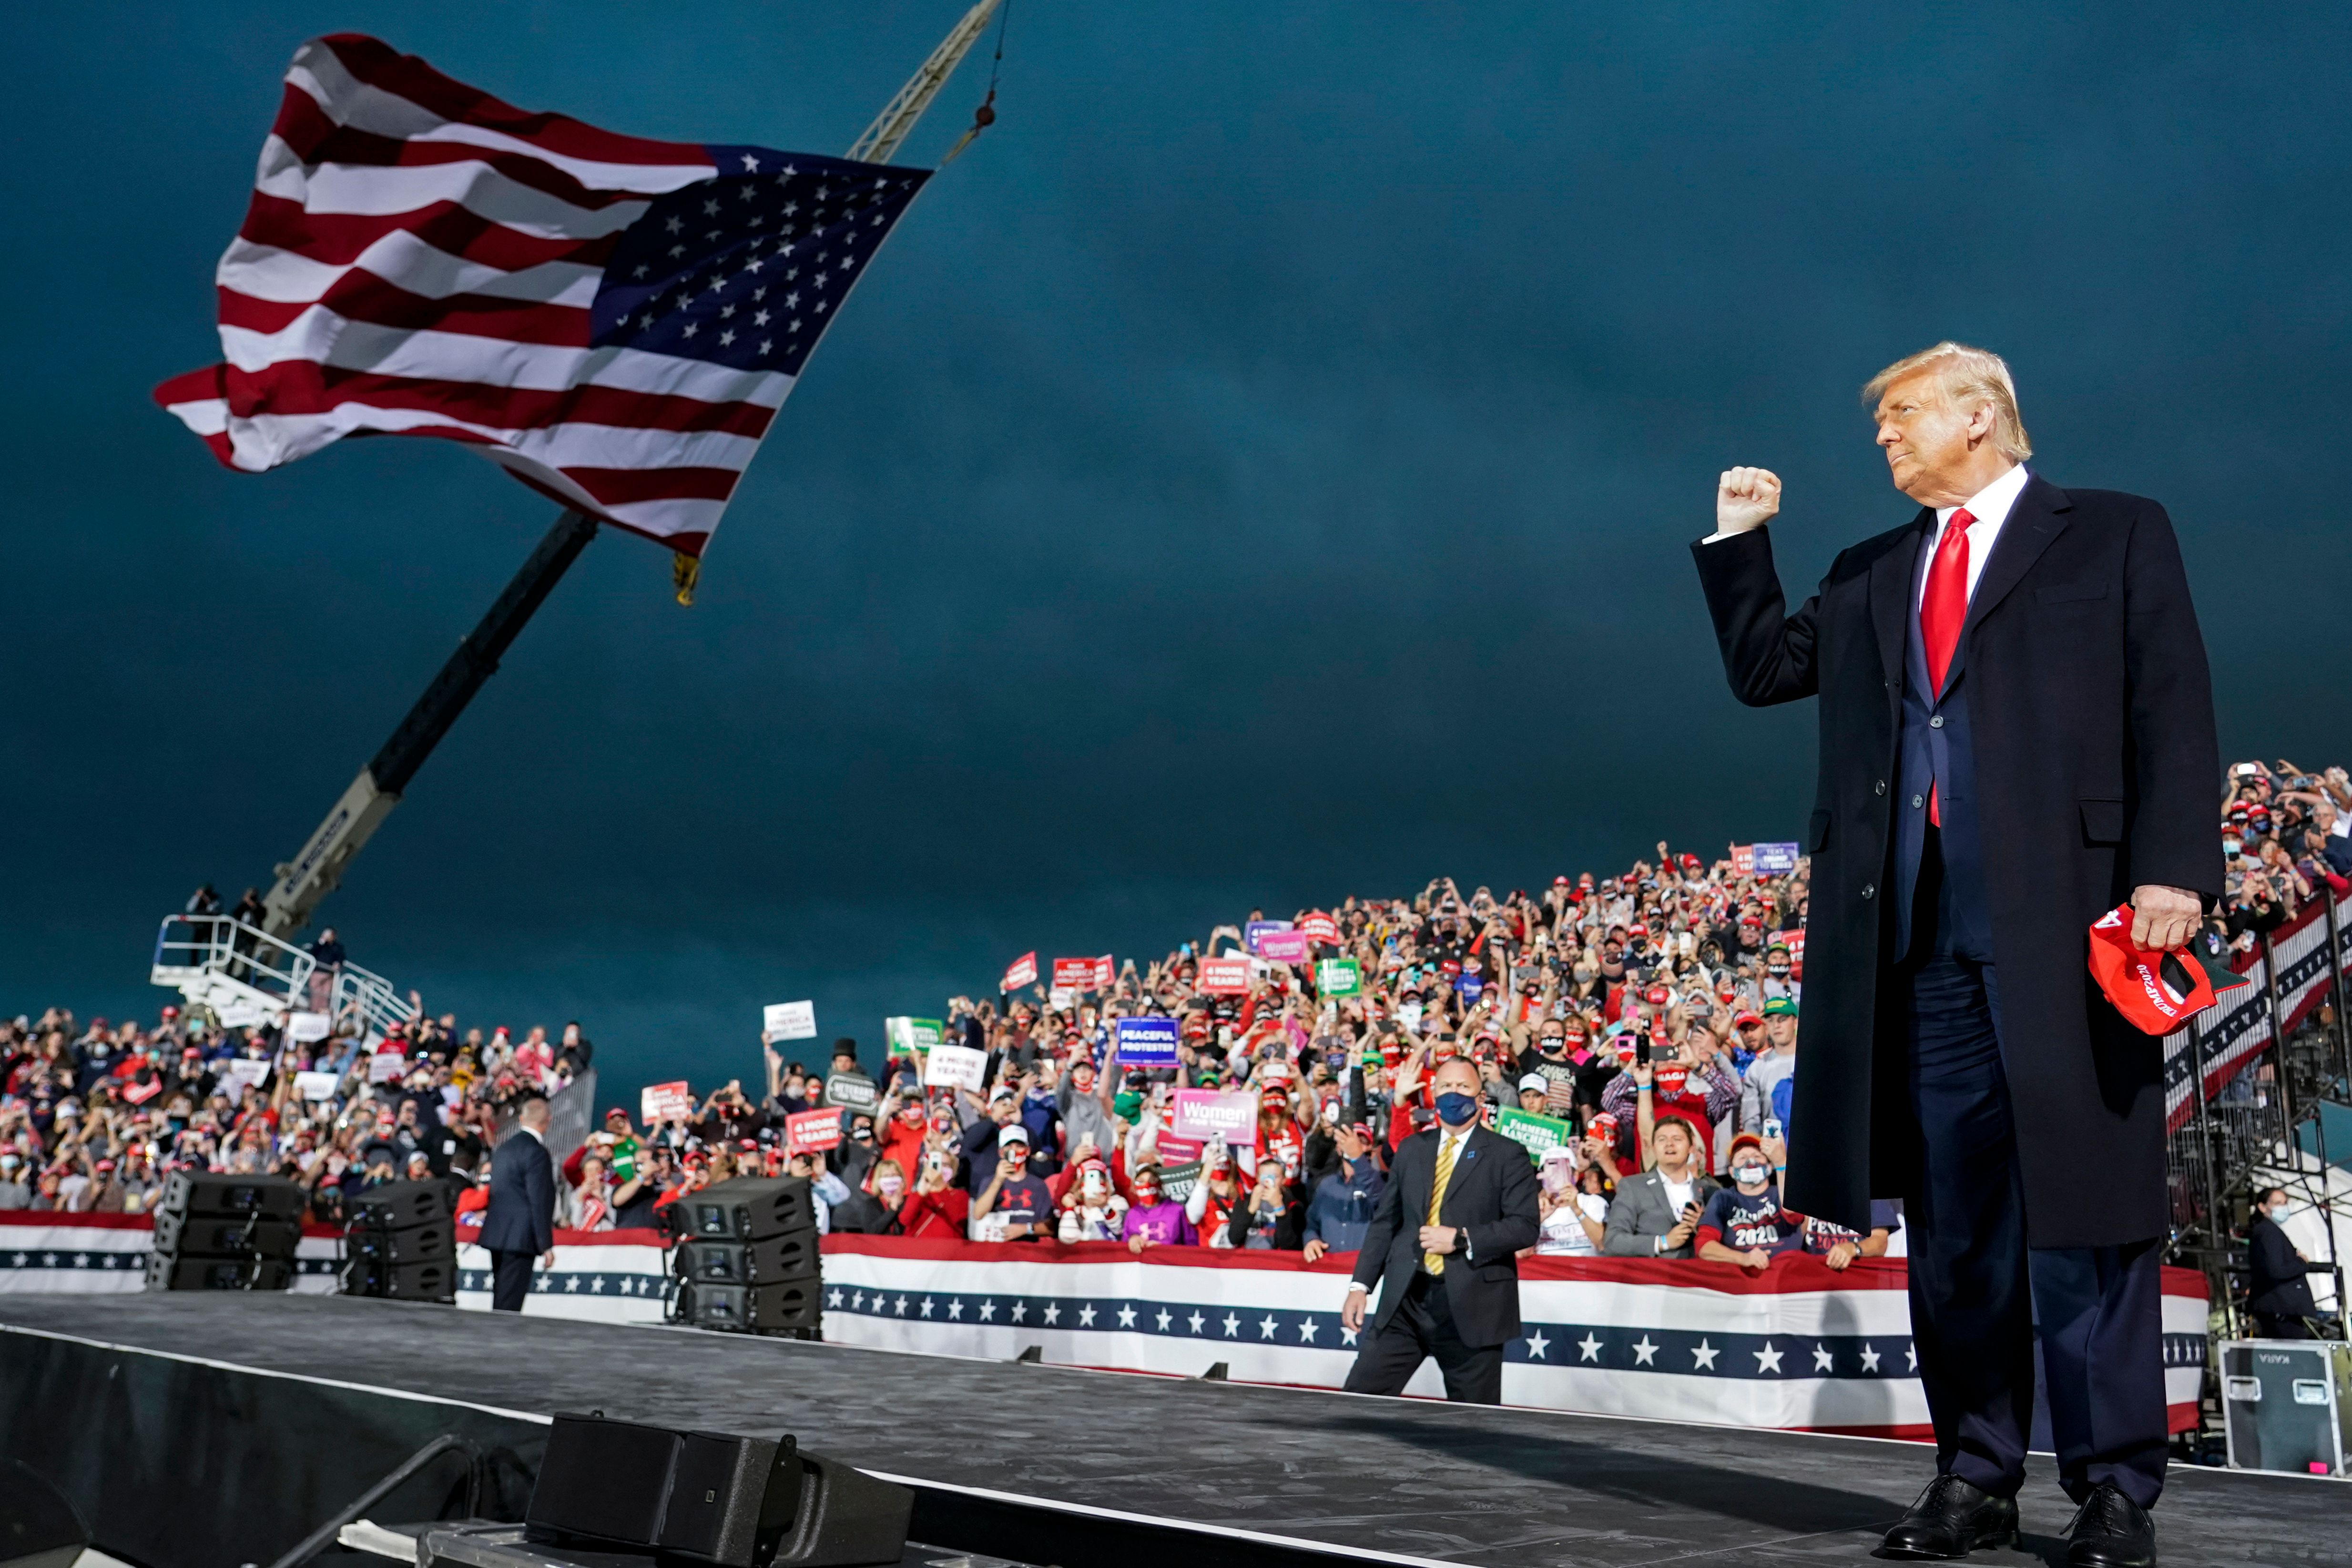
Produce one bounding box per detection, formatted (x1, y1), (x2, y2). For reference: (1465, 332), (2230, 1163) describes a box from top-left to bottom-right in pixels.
(845, 0), (1000, 163)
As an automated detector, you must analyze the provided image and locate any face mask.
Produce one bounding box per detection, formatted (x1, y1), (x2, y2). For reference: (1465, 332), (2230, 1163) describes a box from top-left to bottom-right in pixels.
(1134, 1184), (1161, 1204)
(1435, 1090), (1479, 1127)
(1733, 1163), (1769, 1187)
(876, 1175), (904, 1197)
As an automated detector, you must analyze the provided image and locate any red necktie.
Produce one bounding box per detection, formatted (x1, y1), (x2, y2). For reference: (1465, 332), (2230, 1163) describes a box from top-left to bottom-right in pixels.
(1918, 508), (1974, 826)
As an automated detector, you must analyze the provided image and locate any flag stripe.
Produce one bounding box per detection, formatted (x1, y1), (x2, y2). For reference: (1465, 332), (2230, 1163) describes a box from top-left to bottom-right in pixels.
(236, 192), (620, 274)
(257, 137), (656, 235)
(188, 362), (780, 439)
(218, 234), (601, 309)
(216, 278), (590, 346)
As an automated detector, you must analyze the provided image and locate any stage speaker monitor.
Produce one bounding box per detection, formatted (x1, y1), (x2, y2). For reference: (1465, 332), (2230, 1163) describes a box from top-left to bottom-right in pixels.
(154, 1170), (304, 1224)
(527, 1411), (909, 1568)
(2220, 1339), (2350, 1476)
(673, 1177), (818, 1243)
(678, 1278), (821, 1335)
(675, 1232), (819, 1287)
(0, 1457), (88, 1568)
(145, 1255), (295, 1292)
(349, 1176), (456, 1231)
(347, 1220), (454, 1267)
(340, 1257), (456, 1303)
(150, 1209), (300, 1262)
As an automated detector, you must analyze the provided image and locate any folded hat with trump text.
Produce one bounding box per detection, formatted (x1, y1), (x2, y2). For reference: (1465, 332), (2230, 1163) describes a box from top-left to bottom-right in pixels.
(2086, 905), (2250, 1035)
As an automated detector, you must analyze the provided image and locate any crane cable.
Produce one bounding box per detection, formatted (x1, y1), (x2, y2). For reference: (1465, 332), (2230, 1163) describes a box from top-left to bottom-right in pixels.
(939, 0), (1012, 166)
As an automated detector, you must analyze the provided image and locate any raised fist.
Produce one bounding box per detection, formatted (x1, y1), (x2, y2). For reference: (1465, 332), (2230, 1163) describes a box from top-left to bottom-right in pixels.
(1716, 467), (1782, 534)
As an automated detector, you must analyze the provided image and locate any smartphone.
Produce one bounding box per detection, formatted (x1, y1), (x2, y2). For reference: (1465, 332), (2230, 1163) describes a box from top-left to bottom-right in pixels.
(1635, 1036), (1652, 1067)
(1762, 1116), (1783, 1140)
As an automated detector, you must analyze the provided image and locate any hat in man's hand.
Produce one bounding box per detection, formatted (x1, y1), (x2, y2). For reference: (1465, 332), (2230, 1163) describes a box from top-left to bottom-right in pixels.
(2086, 905), (2249, 1035)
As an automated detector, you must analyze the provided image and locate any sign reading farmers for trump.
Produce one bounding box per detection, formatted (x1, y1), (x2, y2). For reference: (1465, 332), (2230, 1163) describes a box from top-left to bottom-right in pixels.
(1243, 920), (1293, 955)
(1317, 958), (1362, 996)
(641, 1080), (694, 1125)
(763, 1000), (817, 1040)
(923, 1042), (988, 1091)
(1172, 1089), (1258, 1143)
(1297, 911), (1340, 945)
(1001, 951), (1039, 992)
(1495, 1107), (1575, 1162)
(1753, 842), (1801, 875)
(1259, 930), (1311, 964)
(885, 1017), (943, 1056)
(1199, 957), (1251, 995)
(1113, 1016), (1181, 1067)
(785, 1108), (842, 1154)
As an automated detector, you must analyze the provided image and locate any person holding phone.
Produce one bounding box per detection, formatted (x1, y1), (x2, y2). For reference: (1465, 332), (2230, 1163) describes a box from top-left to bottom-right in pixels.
(1600, 1115), (1715, 1257)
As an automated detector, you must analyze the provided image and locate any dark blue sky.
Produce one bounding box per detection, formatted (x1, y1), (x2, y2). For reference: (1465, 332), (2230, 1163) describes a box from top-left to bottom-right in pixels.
(6, 4), (2347, 1104)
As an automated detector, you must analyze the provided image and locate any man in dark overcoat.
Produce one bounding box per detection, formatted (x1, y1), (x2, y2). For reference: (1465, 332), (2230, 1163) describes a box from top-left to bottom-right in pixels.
(1692, 342), (2218, 1568)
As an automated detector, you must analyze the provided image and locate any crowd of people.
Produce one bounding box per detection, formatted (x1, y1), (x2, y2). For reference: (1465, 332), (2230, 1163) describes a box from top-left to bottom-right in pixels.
(0, 759), (2336, 1277)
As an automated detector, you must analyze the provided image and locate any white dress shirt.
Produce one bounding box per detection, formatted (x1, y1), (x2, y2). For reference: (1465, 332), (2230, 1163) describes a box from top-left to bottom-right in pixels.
(1915, 462), (2029, 609)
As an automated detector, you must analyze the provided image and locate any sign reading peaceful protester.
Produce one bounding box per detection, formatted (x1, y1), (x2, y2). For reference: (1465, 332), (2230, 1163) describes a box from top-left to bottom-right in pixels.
(885, 1017), (943, 1056)
(1753, 841), (1800, 875)
(641, 1080), (694, 1125)
(763, 1000), (817, 1040)
(1495, 1107), (1575, 1162)
(785, 1108), (842, 1153)
(923, 1042), (988, 1091)
(1317, 958), (1361, 997)
(1198, 957), (1251, 995)
(1113, 1016), (1180, 1067)
(1172, 1088), (1257, 1143)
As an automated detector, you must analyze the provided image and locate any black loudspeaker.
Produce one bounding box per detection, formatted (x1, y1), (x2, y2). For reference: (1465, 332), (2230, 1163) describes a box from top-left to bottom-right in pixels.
(339, 1257), (456, 1303)
(349, 1177), (456, 1229)
(669, 1178), (819, 1243)
(675, 1233), (819, 1287)
(526, 1412), (910, 1568)
(676, 1279), (822, 1335)
(144, 1255), (295, 1292)
(153, 1171), (304, 1224)
(150, 1210), (300, 1263)
(0, 1457), (88, 1568)
(347, 1221), (453, 1266)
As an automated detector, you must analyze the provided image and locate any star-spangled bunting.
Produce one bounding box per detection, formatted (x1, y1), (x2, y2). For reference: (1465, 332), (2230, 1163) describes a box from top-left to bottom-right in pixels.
(153, 34), (929, 559)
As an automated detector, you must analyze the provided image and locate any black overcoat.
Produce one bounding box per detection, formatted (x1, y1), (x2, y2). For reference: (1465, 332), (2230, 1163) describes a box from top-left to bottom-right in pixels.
(1691, 477), (2220, 1247)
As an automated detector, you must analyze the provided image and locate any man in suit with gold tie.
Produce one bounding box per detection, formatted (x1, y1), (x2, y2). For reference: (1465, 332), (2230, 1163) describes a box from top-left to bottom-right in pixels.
(1340, 1056), (1541, 1404)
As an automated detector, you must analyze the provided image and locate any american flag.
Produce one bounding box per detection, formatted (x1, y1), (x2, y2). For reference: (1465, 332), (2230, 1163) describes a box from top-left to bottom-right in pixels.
(155, 35), (930, 558)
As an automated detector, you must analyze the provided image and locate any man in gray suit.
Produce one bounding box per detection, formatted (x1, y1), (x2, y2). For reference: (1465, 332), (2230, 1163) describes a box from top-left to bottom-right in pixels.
(1603, 1115), (1719, 1258)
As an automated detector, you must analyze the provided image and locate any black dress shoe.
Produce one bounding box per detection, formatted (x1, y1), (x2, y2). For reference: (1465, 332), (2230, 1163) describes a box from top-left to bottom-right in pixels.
(2063, 1482), (2156, 1568)
(1875, 1474), (2021, 1559)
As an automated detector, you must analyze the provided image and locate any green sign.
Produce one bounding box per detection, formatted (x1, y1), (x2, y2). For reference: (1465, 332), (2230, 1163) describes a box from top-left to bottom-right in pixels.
(885, 1017), (945, 1056)
(1495, 1107), (1575, 1163)
(1317, 958), (1362, 997)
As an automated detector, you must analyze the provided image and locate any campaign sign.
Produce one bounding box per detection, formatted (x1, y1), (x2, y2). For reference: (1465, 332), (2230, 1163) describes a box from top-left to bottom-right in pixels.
(785, 1107), (843, 1154)
(1001, 951), (1039, 992)
(1753, 841), (1800, 875)
(1243, 919), (1293, 956)
(885, 1017), (943, 1056)
(641, 1079), (694, 1125)
(1113, 1016), (1181, 1067)
(222, 1058), (270, 1093)
(825, 1069), (878, 1113)
(923, 1042), (988, 1091)
(285, 1010), (331, 1044)
(1495, 1107), (1575, 1162)
(1317, 957), (1362, 997)
(295, 1069), (342, 1101)
(1199, 957), (1251, 995)
(764, 1000), (818, 1040)
(1157, 1157), (1204, 1206)
(1172, 1088), (1258, 1143)
(1731, 845), (1755, 877)
(1051, 957), (1098, 991)
(367, 1051), (407, 1084)
(1259, 930), (1311, 964)
(1298, 911), (1340, 946)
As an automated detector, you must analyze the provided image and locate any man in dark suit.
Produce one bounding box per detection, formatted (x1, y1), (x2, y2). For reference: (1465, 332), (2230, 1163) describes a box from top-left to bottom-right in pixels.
(1340, 1057), (1540, 1404)
(2247, 1187), (2332, 1339)
(1693, 343), (2219, 1568)
(479, 1094), (557, 1311)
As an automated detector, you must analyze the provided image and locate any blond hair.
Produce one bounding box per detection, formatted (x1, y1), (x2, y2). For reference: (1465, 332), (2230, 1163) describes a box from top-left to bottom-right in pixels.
(1863, 341), (2032, 462)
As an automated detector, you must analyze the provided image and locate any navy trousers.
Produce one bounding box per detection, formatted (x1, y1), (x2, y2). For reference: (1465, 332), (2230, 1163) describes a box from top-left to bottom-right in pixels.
(1901, 951), (2169, 1506)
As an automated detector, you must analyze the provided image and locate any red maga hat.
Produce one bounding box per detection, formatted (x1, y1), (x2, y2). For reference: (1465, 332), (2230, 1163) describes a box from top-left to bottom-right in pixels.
(2086, 906), (2248, 1035)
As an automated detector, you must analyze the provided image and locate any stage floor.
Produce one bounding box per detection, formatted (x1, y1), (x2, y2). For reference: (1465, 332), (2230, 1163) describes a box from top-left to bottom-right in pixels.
(2, 1293), (2344, 1568)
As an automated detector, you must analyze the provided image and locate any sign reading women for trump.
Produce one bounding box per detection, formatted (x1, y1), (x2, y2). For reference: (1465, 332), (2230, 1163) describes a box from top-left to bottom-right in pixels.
(1259, 931), (1311, 964)
(1113, 1016), (1180, 1066)
(1172, 1089), (1258, 1143)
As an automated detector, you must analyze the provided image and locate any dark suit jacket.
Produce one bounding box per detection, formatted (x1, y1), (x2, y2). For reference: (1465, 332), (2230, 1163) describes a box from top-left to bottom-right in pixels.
(2248, 1215), (2325, 1316)
(1350, 1124), (1540, 1347)
(1692, 478), (2220, 1247)
(478, 1128), (556, 1255)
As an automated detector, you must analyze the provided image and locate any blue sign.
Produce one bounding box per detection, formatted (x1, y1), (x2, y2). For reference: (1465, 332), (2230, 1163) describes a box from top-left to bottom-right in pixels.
(1753, 841), (1801, 875)
(1113, 1016), (1181, 1067)
(1243, 919), (1294, 955)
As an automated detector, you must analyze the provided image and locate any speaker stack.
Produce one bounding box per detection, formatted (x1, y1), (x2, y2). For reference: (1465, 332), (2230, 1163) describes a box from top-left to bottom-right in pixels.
(667, 1177), (823, 1337)
(340, 1178), (458, 1303)
(145, 1172), (304, 1291)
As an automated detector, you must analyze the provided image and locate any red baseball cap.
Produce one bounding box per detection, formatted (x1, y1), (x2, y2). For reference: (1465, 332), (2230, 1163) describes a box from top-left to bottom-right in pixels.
(2086, 906), (2246, 1035)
